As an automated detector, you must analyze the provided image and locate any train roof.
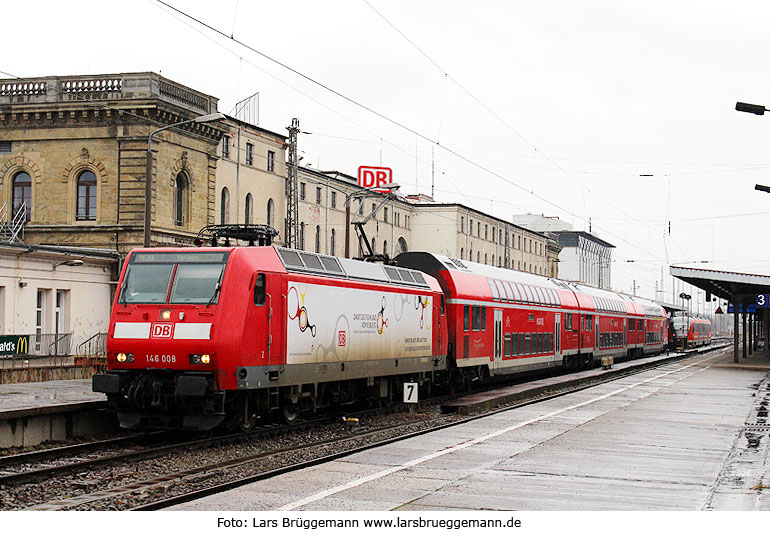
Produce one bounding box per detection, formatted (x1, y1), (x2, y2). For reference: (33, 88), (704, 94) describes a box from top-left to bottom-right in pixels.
(125, 246), (440, 292)
(273, 247), (436, 291)
(395, 251), (667, 317)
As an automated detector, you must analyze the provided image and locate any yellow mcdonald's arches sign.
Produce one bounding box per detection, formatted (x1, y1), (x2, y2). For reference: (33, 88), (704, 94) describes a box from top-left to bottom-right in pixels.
(16, 336), (28, 355)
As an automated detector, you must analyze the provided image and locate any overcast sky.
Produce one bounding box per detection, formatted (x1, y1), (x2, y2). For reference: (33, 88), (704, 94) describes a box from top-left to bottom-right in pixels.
(4, 0), (770, 311)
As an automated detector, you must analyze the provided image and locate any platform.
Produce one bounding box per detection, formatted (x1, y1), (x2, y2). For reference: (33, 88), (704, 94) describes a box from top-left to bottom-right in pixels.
(0, 379), (111, 448)
(442, 344), (729, 414)
(169, 347), (770, 511)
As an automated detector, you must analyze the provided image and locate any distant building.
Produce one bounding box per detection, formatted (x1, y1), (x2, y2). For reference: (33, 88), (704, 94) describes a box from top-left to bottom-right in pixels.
(512, 213), (613, 288)
(411, 203), (556, 276)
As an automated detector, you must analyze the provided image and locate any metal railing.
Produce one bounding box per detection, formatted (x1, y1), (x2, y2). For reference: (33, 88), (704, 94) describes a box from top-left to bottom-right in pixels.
(0, 201), (26, 243)
(32, 332), (73, 356)
(76, 332), (107, 357)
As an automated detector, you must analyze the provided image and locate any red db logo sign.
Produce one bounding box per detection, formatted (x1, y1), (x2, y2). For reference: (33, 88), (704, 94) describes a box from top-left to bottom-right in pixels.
(151, 323), (173, 339)
(338, 331), (347, 347)
(358, 166), (393, 193)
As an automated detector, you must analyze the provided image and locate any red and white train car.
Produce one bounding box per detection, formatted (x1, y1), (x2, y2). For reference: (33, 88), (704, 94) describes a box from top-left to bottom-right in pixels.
(94, 247), (446, 430)
(396, 252), (668, 374)
(671, 315), (712, 349)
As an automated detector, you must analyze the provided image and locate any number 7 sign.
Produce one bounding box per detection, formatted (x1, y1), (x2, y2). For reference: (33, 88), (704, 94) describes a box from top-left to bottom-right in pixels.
(403, 382), (418, 404)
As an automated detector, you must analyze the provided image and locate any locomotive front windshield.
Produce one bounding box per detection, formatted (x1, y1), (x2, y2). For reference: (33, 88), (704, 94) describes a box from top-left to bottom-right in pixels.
(671, 317), (689, 335)
(119, 251), (229, 305)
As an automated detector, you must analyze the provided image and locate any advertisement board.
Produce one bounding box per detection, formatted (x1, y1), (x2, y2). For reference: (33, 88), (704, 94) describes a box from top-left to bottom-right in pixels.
(285, 281), (432, 364)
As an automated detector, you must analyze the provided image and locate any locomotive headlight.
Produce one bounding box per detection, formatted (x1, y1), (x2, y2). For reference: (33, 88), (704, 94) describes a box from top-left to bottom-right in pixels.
(116, 352), (134, 363)
(160, 309), (172, 321)
(189, 354), (211, 365)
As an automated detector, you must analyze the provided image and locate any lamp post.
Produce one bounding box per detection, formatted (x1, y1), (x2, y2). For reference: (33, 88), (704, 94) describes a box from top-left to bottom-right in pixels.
(144, 112), (226, 247)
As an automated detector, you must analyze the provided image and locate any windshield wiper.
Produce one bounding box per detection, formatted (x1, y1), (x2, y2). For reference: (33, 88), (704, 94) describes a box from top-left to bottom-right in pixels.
(207, 267), (226, 307)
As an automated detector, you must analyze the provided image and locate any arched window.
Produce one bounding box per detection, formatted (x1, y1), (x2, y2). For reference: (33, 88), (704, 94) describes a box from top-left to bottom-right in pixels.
(174, 173), (188, 226)
(220, 187), (230, 224)
(460, 248), (464, 259)
(299, 222), (305, 250)
(330, 228), (336, 256)
(76, 170), (97, 221)
(245, 193), (253, 225)
(12, 171), (31, 222)
(371, 238), (376, 256)
(484, 253), (488, 265)
(397, 237), (408, 254)
(266, 198), (274, 227)
(315, 225), (321, 253)
(383, 240), (388, 256)
(477, 251), (480, 263)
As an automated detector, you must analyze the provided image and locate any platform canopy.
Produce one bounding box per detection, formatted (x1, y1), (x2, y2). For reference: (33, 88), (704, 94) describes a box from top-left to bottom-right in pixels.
(670, 265), (770, 302)
(671, 265), (770, 363)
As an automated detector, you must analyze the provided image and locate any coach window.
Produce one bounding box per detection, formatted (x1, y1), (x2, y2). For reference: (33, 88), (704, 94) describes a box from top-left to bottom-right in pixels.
(254, 273), (266, 306)
(463, 305), (470, 331)
(504, 334), (512, 357)
(472, 306), (481, 331)
(565, 313), (572, 331)
(440, 295), (445, 315)
(481, 306), (486, 331)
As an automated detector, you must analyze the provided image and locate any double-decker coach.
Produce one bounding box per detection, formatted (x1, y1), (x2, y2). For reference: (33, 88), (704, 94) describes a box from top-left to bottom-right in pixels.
(396, 252), (669, 378)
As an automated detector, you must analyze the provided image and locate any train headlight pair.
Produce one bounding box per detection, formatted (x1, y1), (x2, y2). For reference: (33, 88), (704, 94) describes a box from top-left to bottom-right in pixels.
(189, 354), (211, 365)
(116, 352), (135, 363)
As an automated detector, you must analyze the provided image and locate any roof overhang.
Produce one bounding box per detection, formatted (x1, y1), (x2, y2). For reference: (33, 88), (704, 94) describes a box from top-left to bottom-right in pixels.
(670, 265), (770, 302)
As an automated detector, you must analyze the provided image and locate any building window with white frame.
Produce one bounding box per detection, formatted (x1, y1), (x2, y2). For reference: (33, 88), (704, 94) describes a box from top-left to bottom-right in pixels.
(267, 150), (275, 172)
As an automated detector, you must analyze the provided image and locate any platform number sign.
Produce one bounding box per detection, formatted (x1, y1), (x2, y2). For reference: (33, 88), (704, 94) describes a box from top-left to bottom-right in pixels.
(757, 294), (770, 308)
(403, 382), (419, 404)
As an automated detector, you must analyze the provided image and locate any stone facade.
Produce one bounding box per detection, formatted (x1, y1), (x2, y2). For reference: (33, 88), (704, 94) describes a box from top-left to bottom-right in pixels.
(0, 73), (225, 253)
(215, 118), (287, 236)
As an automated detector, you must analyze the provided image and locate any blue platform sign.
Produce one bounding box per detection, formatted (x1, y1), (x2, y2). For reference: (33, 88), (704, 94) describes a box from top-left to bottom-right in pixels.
(757, 294), (770, 308)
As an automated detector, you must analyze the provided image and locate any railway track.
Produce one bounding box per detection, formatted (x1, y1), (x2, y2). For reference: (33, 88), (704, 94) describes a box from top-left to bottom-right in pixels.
(0, 344), (728, 511)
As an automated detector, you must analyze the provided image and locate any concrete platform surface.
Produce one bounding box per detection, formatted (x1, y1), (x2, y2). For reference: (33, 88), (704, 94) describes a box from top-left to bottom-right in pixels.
(170, 348), (770, 511)
(0, 379), (110, 448)
(0, 379), (105, 418)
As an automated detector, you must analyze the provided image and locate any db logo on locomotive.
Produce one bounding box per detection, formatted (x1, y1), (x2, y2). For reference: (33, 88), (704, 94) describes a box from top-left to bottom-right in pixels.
(151, 323), (173, 338)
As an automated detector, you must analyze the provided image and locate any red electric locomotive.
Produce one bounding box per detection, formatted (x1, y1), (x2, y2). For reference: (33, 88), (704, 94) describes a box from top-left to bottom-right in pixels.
(93, 246), (447, 430)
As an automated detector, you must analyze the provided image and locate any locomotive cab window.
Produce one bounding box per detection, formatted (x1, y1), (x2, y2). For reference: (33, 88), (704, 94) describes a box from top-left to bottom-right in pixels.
(254, 273), (266, 306)
(119, 252), (229, 305)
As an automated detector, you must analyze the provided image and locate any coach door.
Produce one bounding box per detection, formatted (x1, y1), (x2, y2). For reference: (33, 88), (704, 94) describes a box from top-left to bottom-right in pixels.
(493, 309), (503, 371)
